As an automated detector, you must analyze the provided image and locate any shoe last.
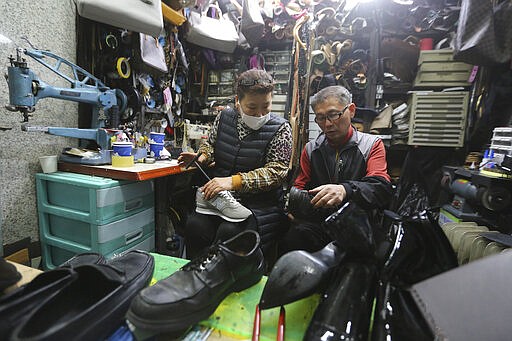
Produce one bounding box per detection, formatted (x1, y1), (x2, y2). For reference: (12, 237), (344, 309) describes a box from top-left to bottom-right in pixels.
(259, 241), (344, 310)
(127, 230), (265, 333)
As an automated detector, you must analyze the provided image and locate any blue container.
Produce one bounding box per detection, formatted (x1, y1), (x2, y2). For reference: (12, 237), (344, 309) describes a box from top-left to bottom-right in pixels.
(149, 132), (165, 143)
(150, 142), (164, 157)
(112, 142), (133, 156)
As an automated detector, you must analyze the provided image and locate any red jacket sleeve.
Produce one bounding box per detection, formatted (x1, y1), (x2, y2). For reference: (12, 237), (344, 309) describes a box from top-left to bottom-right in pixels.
(293, 147), (311, 190)
(366, 139), (391, 181)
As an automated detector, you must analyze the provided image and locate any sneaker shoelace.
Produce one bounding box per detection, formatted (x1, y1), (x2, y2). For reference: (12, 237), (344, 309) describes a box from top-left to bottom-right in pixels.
(218, 191), (239, 206)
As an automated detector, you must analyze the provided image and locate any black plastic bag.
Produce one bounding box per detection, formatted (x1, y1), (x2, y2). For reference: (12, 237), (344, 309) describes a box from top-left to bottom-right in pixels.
(454, 0), (512, 66)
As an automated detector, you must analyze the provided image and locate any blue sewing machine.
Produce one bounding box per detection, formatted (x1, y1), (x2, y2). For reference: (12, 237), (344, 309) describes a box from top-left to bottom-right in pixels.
(5, 48), (128, 165)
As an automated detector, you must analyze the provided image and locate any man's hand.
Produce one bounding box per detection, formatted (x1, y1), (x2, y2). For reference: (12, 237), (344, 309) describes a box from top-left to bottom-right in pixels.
(201, 176), (233, 200)
(309, 184), (347, 208)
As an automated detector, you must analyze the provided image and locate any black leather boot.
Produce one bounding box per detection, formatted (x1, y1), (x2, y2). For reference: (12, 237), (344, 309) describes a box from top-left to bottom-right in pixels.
(304, 261), (377, 341)
(323, 202), (376, 259)
(288, 186), (336, 222)
(371, 280), (434, 341)
(381, 211), (457, 285)
(259, 241), (345, 309)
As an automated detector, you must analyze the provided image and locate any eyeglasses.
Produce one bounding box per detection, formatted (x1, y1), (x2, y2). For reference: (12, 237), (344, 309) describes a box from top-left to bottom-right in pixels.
(237, 78), (273, 87)
(314, 104), (350, 124)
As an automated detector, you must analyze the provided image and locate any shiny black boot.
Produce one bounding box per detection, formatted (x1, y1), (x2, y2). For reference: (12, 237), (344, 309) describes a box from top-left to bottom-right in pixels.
(381, 210), (457, 285)
(323, 202), (376, 259)
(371, 280), (433, 341)
(304, 262), (377, 341)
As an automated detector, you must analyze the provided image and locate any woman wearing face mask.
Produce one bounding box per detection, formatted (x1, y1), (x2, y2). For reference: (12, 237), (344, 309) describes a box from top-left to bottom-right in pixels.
(178, 69), (292, 263)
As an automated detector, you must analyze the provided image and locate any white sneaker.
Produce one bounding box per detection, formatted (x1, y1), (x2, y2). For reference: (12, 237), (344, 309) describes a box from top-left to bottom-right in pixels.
(195, 189), (252, 222)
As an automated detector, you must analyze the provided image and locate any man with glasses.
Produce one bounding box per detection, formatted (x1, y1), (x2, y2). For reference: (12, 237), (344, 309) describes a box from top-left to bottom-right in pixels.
(283, 85), (393, 252)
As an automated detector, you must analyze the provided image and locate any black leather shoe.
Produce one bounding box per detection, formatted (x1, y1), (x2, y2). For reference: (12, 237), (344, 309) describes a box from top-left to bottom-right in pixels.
(60, 252), (106, 268)
(127, 230), (265, 333)
(10, 250), (154, 341)
(304, 262), (377, 341)
(259, 241), (345, 309)
(0, 252), (106, 339)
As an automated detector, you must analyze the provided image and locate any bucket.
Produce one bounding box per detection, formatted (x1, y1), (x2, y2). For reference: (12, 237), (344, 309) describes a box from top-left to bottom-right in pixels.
(149, 132), (165, 144)
(149, 142), (164, 158)
(39, 155), (58, 173)
(419, 38), (433, 51)
(112, 142), (133, 157)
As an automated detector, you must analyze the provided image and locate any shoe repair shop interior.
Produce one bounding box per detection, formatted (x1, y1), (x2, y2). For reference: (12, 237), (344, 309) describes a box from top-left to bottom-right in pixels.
(1, 0), (512, 340)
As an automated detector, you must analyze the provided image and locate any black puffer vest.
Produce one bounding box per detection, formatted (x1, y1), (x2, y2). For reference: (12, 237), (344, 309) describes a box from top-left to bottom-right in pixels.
(213, 108), (287, 248)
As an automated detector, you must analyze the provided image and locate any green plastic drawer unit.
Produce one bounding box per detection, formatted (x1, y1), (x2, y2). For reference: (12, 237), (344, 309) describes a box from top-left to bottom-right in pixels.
(40, 206), (154, 254)
(42, 232), (155, 270)
(36, 172), (154, 225)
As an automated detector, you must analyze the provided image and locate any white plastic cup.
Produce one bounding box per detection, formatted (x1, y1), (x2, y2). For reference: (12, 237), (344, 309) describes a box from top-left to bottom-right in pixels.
(39, 155), (58, 173)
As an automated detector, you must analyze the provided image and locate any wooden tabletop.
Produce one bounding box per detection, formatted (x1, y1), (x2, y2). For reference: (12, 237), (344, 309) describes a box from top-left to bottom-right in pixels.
(58, 159), (191, 181)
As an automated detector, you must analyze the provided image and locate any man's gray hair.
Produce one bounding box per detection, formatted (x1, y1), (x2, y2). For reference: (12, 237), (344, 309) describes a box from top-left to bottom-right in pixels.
(310, 85), (353, 110)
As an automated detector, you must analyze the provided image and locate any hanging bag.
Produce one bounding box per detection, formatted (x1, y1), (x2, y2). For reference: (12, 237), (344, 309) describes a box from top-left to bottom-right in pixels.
(185, 5), (239, 53)
(240, 0), (265, 48)
(76, 0), (163, 37)
(454, 0), (512, 66)
(139, 33), (168, 73)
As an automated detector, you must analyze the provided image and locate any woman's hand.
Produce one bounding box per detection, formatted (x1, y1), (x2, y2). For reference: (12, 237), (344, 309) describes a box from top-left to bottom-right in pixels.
(201, 177), (233, 200)
(177, 151), (204, 167)
(309, 184), (346, 208)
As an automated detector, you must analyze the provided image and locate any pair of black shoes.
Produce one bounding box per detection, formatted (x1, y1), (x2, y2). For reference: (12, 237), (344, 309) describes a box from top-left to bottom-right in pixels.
(127, 230), (265, 334)
(0, 251), (154, 341)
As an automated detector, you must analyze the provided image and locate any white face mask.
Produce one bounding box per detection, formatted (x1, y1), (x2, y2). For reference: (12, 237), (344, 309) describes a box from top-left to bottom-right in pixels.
(240, 107), (270, 130)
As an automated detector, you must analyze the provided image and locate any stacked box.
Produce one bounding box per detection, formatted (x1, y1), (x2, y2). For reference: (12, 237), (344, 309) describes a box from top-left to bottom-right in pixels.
(408, 91), (469, 147)
(36, 172), (155, 269)
(414, 50), (473, 88)
(490, 127), (512, 163)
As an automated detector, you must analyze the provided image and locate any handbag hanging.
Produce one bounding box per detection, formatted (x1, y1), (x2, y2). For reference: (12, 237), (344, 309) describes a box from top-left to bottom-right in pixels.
(184, 5), (239, 53)
(240, 0), (265, 48)
(76, 0), (163, 37)
(139, 33), (168, 73)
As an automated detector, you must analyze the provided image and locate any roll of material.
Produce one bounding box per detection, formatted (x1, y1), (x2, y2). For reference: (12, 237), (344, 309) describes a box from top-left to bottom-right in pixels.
(116, 57), (131, 79)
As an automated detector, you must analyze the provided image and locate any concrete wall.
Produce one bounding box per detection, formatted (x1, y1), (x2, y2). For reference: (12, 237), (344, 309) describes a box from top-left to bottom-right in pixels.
(0, 1), (77, 251)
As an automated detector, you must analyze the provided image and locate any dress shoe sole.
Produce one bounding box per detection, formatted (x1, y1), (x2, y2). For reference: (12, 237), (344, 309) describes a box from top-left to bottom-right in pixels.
(196, 206), (249, 223)
(127, 266), (264, 332)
